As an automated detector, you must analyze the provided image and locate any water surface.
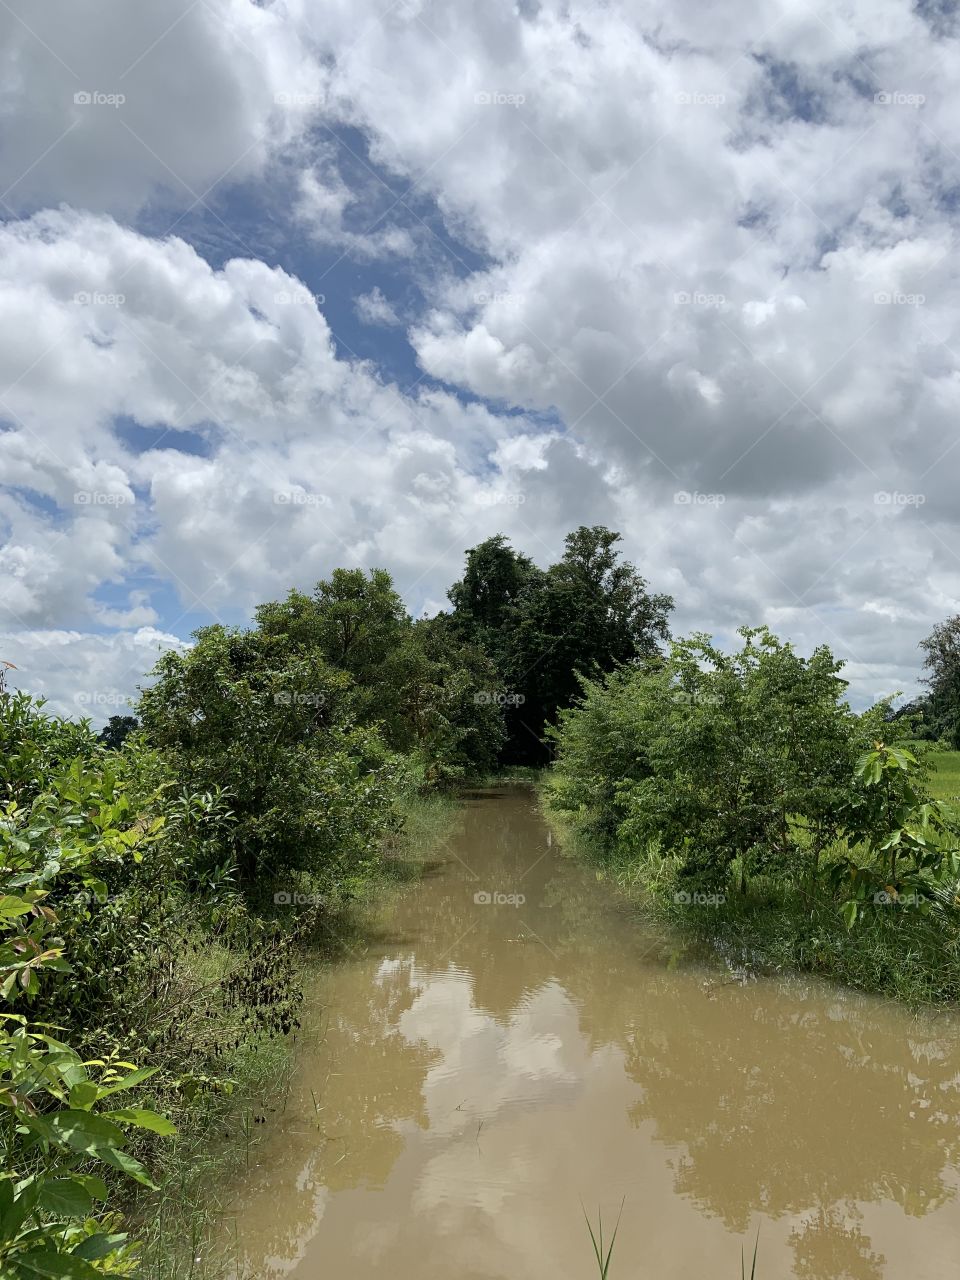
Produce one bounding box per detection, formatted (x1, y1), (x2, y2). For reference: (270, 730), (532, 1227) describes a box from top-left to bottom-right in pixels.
(224, 787), (960, 1278)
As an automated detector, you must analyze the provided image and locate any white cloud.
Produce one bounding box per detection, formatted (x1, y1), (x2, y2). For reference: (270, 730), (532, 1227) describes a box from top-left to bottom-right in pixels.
(355, 286), (402, 327)
(1, 626), (185, 722)
(0, 207), (602, 710)
(2, 0), (958, 714)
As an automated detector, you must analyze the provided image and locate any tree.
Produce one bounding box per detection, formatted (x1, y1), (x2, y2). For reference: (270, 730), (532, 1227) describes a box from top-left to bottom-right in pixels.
(451, 526), (673, 764)
(550, 627), (875, 888)
(137, 626), (403, 886)
(920, 617), (960, 747)
(447, 534), (543, 646)
(255, 569), (507, 777)
(98, 713), (139, 750)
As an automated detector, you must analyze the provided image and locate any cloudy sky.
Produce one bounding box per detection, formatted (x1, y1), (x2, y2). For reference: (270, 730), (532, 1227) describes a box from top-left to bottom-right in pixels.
(1, 0), (957, 720)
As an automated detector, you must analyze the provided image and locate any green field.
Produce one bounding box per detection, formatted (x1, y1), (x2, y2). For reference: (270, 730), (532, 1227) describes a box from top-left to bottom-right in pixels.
(927, 748), (960, 801)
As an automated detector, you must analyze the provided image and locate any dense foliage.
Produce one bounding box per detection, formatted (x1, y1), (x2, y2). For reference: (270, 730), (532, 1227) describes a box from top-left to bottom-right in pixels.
(547, 626), (960, 1000)
(448, 526), (673, 763)
(1, 688), (178, 1275)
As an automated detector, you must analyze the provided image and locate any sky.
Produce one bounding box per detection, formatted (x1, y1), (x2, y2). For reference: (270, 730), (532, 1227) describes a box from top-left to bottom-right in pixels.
(0, 0), (957, 722)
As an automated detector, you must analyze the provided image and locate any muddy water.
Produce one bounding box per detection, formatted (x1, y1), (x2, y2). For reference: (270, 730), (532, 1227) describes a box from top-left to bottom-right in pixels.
(224, 787), (960, 1279)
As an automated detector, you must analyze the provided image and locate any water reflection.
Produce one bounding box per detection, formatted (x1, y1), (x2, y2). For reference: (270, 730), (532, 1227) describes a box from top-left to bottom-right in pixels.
(224, 788), (960, 1279)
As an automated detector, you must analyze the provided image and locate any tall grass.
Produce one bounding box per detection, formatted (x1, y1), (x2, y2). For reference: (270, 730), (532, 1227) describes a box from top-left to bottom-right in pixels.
(581, 1207), (759, 1278)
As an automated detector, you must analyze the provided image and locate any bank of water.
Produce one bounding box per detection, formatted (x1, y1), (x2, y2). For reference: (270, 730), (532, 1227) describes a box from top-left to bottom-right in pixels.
(221, 786), (960, 1279)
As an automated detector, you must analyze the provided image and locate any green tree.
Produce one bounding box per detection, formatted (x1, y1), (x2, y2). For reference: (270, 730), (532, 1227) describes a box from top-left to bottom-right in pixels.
(451, 527), (672, 763)
(920, 616), (960, 747)
(97, 715), (139, 751)
(550, 627), (874, 888)
(137, 626), (403, 887)
(255, 568), (506, 779)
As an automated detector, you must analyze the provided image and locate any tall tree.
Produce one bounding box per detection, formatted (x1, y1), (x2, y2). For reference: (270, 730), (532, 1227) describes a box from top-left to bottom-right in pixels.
(920, 616), (960, 747)
(447, 535), (543, 648)
(449, 527), (673, 764)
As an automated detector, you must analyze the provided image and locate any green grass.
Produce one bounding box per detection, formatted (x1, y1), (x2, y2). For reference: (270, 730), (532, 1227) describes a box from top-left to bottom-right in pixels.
(136, 1018), (295, 1279)
(926, 747), (960, 801)
(658, 881), (960, 1005)
(583, 1201), (624, 1279)
(475, 765), (545, 786)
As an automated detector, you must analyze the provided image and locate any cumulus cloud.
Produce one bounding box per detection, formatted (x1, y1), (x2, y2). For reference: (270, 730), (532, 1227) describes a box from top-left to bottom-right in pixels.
(1, 0), (958, 714)
(0, 0), (322, 216)
(0, 207), (597, 713)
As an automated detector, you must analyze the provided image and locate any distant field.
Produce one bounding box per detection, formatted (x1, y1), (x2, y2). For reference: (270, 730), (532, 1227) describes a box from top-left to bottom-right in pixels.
(926, 748), (960, 801)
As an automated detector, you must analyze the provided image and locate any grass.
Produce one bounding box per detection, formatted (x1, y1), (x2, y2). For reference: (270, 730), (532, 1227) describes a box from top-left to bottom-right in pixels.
(581, 1206), (759, 1278)
(925, 747), (960, 801)
(476, 765), (545, 786)
(583, 1201), (624, 1279)
(137, 1018), (295, 1279)
(656, 874), (960, 1005)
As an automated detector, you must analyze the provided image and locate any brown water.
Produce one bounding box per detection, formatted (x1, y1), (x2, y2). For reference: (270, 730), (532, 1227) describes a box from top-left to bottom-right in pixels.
(223, 787), (960, 1279)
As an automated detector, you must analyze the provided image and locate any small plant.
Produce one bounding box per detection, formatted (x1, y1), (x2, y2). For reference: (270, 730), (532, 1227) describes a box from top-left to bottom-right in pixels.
(742, 1232), (759, 1279)
(582, 1198), (624, 1279)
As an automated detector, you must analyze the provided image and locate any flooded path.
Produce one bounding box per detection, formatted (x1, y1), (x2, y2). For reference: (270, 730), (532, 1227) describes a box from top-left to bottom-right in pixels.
(224, 787), (960, 1278)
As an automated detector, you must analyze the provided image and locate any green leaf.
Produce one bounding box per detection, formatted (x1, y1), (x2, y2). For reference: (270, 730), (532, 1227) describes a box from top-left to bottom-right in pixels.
(73, 1175), (108, 1203)
(0, 894), (36, 920)
(0, 1176), (37, 1244)
(841, 900), (859, 930)
(67, 1082), (99, 1110)
(46, 1111), (126, 1157)
(94, 1066), (157, 1098)
(71, 1231), (130, 1261)
(8, 1244), (105, 1278)
(36, 1177), (94, 1218)
(106, 1107), (176, 1136)
(95, 1145), (157, 1190)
